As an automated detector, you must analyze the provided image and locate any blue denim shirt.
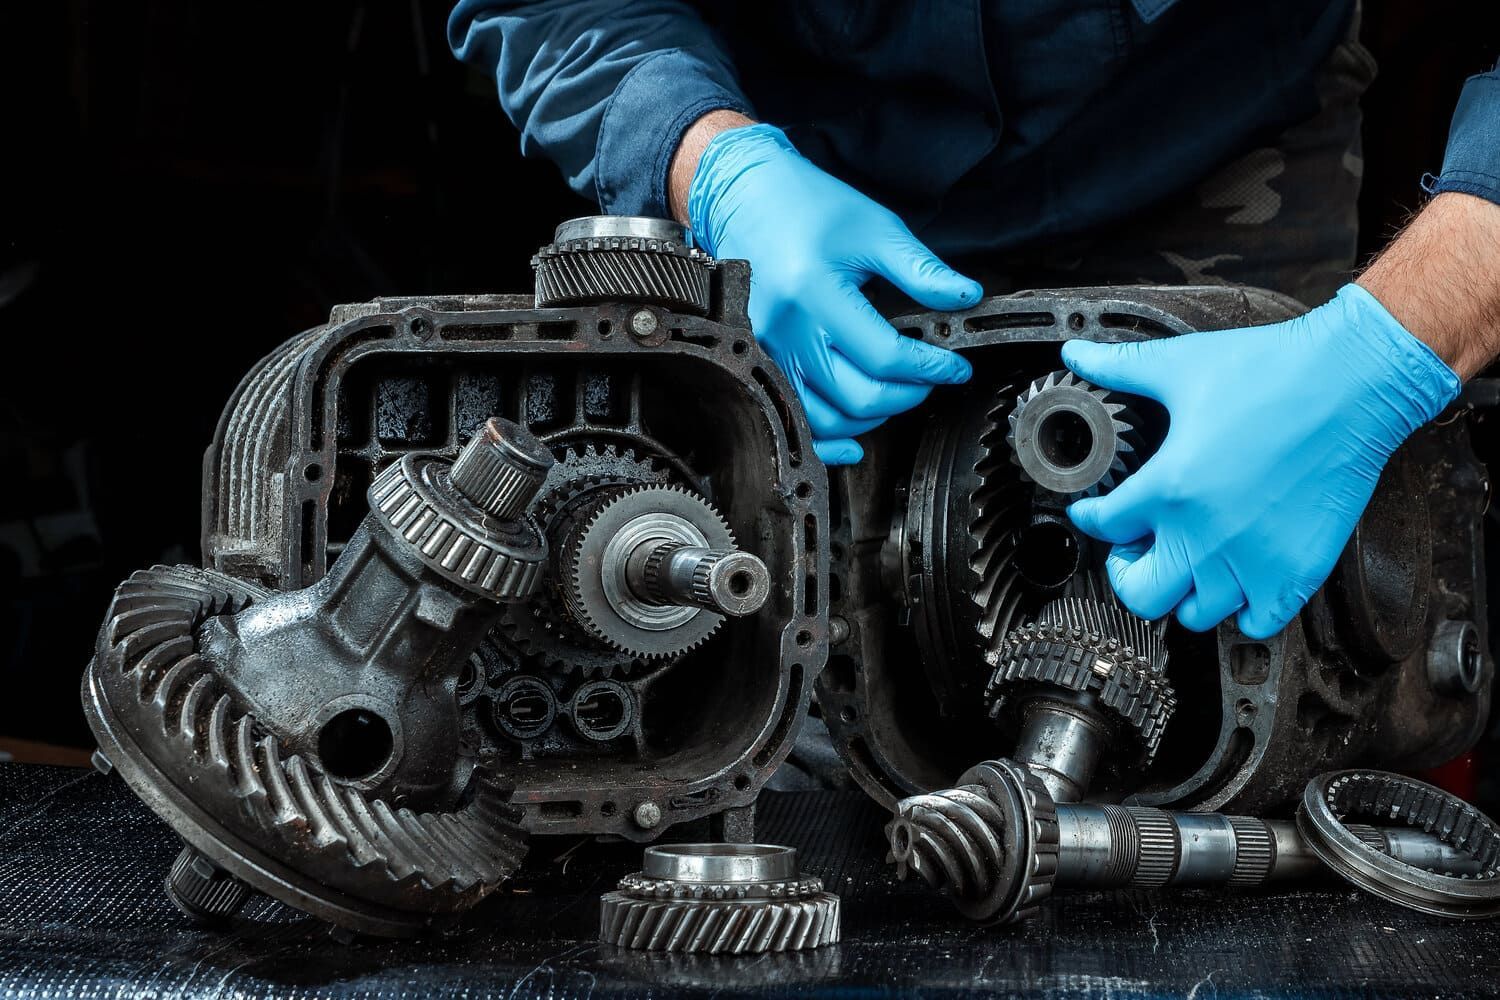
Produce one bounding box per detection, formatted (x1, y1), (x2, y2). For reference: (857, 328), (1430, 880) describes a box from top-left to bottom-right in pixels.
(449, 1), (1500, 257)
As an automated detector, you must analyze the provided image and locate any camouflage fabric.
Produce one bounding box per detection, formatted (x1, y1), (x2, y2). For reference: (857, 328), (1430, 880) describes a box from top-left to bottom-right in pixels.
(953, 12), (1375, 309)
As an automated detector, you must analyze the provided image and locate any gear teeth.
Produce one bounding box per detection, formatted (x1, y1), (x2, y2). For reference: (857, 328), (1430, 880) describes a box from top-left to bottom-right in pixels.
(90, 565), (530, 913)
(984, 594), (1176, 764)
(560, 483), (733, 661)
(533, 237), (715, 316)
(599, 894), (840, 953)
(1004, 369), (1143, 499)
(887, 759), (1059, 923)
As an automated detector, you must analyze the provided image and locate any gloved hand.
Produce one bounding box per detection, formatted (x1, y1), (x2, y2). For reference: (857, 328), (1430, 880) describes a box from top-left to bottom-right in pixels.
(686, 123), (981, 464)
(1063, 283), (1460, 639)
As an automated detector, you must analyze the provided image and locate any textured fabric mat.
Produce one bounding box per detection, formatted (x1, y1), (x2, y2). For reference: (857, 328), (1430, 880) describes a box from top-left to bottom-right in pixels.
(1, 763), (1498, 998)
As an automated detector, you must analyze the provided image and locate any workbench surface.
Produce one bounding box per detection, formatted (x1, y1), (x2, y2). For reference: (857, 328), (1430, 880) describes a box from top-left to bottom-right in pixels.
(1, 762), (1496, 998)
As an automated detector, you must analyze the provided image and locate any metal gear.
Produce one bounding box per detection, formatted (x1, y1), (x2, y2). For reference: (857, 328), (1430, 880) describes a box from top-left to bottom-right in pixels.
(560, 484), (736, 661)
(1006, 370), (1140, 497)
(599, 845), (840, 953)
(985, 595), (1176, 765)
(886, 758), (1060, 923)
(532, 216), (715, 316)
(497, 441), (673, 678)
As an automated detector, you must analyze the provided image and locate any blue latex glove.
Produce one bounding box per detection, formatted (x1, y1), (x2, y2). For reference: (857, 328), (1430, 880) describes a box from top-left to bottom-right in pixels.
(1063, 284), (1460, 639)
(686, 124), (982, 464)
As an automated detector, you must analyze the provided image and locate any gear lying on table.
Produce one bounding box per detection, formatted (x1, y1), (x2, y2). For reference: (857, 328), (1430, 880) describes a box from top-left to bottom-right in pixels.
(598, 844), (840, 953)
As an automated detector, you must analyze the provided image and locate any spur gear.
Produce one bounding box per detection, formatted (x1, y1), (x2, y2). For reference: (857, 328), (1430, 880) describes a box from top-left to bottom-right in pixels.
(1006, 370), (1140, 497)
(497, 441), (674, 678)
(559, 484), (757, 661)
(985, 594), (1176, 800)
(599, 845), (840, 953)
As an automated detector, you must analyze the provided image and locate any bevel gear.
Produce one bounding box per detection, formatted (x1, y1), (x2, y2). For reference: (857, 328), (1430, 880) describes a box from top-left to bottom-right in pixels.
(560, 484), (736, 660)
(1006, 370), (1140, 498)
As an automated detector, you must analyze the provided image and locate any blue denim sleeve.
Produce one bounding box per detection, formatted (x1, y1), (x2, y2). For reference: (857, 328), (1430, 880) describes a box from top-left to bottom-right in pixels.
(1427, 67), (1500, 206)
(448, 0), (754, 218)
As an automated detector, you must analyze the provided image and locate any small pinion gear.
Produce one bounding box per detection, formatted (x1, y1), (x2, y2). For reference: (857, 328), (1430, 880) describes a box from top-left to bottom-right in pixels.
(1006, 370), (1140, 497)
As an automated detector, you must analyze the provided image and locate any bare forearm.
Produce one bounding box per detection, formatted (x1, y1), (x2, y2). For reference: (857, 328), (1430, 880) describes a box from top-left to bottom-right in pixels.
(1358, 192), (1500, 380)
(667, 109), (756, 225)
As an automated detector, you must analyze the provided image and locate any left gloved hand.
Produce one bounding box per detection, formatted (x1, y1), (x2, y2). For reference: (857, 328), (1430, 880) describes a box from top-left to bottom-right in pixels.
(1063, 283), (1460, 639)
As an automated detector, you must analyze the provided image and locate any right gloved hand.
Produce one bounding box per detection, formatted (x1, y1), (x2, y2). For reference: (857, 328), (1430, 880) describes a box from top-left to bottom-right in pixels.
(686, 123), (982, 464)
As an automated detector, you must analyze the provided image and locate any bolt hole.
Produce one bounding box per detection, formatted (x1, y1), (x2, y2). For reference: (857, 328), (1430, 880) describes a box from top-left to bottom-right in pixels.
(840, 705), (857, 724)
(1235, 698), (1257, 723)
(734, 774), (752, 791)
(796, 629), (813, 647)
(934, 321), (951, 339)
(1068, 312), (1086, 331)
(1037, 408), (1095, 470)
(795, 481), (813, 500)
(410, 316), (431, 337)
(728, 571), (753, 597)
(598, 320), (612, 336)
(318, 709), (394, 782)
(732, 340), (749, 355)
(304, 463), (322, 482)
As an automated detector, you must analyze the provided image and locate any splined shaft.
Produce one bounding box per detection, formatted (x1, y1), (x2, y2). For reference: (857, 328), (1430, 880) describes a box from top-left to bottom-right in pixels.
(628, 540), (771, 617)
(887, 758), (1480, 923)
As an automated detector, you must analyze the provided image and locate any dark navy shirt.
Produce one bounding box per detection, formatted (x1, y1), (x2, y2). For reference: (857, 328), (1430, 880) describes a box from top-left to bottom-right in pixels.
(449, 0), (1500, 258)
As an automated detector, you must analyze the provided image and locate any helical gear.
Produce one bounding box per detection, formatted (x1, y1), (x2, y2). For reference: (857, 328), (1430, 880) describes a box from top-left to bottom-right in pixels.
(560, 484), (735, 661)
(985, 595), (1176, 764)
(886, 758), (1059, 923)
(598, 845), (840, 953)
(532, 218), (715, 315)
(1006, 370), (1140, 498)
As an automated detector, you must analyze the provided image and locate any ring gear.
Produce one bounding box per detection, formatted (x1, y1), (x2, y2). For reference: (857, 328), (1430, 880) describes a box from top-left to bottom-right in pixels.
(985, 595), (1176, 764)
(561, 484), (735, 661)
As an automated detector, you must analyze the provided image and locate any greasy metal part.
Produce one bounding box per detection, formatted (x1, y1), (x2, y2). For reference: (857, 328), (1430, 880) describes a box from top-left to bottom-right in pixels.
(1297, 770), (1500, 919)
(631, 542), (771, 617)
(200, 228), (826, 841)
(83, 420), (548, 936)
(986, 593), (1175, 802)
(533, 215), (715, 315)
(888, 758), (1484, 923)
(164, 845), (251, 924)
(1428, 619), (1485, 696)
(1006, 370), (1138, 497)
(599, 844), (840, 953)
(818, 286), (1491, 818)
(559, 484), (756, 660)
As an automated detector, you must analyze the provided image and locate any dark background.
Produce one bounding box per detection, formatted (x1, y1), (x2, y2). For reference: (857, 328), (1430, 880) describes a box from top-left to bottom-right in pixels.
(1, 0), (1497, 759)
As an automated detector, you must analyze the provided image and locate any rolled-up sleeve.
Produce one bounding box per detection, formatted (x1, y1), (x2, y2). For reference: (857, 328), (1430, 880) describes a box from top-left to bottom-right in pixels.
(1427, 66), (1500, 206)
(448, 0), (754, 218)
